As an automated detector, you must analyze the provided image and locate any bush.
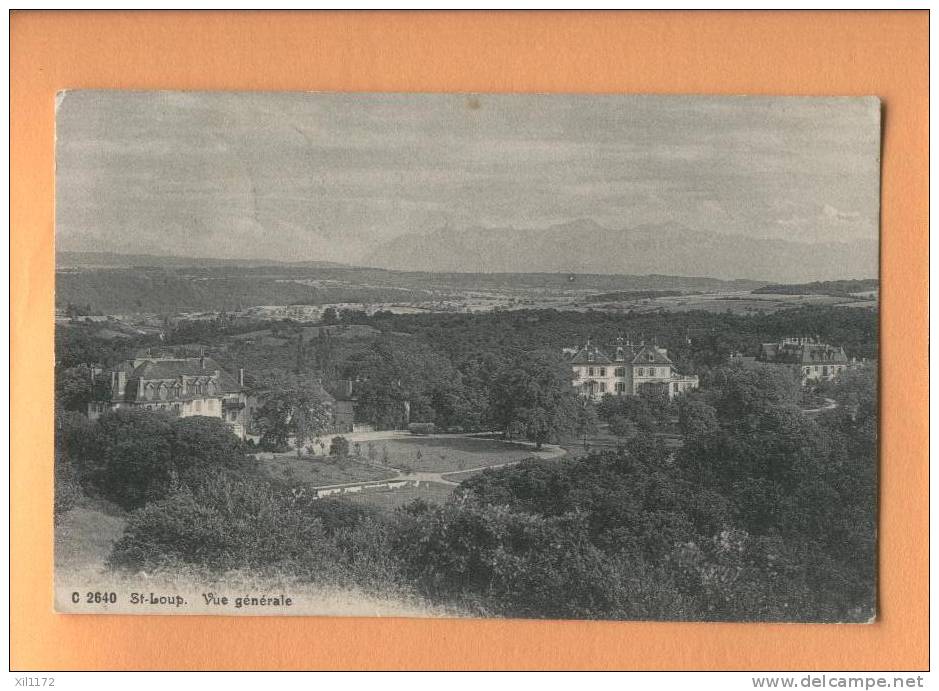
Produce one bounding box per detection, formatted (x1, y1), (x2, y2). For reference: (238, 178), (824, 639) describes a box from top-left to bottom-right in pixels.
(69, 409), (254, 510)
(109, 472), (328, 572)
(391, 498), (657, 619)
(108, 473), (410, 597)
(329, 436), (350, 458)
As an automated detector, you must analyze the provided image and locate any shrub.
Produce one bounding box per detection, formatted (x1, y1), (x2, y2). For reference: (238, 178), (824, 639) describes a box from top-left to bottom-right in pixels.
(109, 472), (328, 572)
(62, 409), (255, 510)
(329, 436), (350, 458)
(391, 498), (645, 619)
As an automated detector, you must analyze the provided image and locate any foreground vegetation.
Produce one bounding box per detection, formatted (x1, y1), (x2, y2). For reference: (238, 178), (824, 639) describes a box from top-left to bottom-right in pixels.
(55, 357), (877, 621)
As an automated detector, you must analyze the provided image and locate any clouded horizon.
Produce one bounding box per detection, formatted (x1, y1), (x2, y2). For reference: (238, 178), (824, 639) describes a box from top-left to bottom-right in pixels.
(56, 91), (881, 265)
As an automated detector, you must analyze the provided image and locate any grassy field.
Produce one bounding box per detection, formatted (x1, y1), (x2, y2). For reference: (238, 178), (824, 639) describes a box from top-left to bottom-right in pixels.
(344, 481), (455, 513)
(54, 499), (127, 578)
(362, 435), (541, 473)
(260, 455), (396, 486)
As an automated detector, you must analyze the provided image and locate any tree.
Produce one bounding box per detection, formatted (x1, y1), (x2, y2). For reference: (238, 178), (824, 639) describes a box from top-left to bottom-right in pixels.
(573, 401), (599, 451)
(253, 377), (332, 454)
(55, 365), (100, 412)
(608, 414), (636, 440)
(489, 351), (578, 449)
(68, 410), (253, 510)
(678, 399), (720, 440)
(329, 436), (350, 458)
(597, 394), (657, 435)
(171, 416), (250, 478)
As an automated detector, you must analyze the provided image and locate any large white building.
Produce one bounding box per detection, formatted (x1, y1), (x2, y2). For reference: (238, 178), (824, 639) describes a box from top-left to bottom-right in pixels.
(566, 338), (699, 401)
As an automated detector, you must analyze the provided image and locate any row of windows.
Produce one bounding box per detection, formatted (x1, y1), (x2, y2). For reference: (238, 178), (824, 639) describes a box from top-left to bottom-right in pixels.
(143, 380), (217, 400)
(144, 399), (218, 412)
(583, 366), (670, 378)
(590, 382), (631, 394)
(802, 365), (846, 376)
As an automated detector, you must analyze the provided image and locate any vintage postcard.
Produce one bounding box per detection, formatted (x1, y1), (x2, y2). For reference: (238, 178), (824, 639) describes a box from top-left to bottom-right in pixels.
(53, 91), (880, 620)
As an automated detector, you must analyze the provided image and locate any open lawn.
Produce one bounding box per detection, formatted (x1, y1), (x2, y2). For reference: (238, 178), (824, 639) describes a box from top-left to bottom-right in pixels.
(260, 455), (397, 486)
(55, 499), (127, 578)
(363, 435), (542, 473)
(344, 481), (455, 513)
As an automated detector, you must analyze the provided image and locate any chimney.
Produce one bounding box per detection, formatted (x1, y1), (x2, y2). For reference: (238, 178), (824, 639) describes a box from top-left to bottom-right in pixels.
(239, 368), (245, 387)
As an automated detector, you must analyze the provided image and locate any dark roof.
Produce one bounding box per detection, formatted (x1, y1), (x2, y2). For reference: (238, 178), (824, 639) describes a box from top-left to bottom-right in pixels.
(568, 345), (613, 365)
(569, 342), (673, 366)
(629, 345), (673, 365)
(759, 342), (848, 365)
(122, 357), (242, 394)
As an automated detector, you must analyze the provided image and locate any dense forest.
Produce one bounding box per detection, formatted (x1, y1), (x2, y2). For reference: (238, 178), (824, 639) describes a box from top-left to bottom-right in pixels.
(56, 304), (878, 433)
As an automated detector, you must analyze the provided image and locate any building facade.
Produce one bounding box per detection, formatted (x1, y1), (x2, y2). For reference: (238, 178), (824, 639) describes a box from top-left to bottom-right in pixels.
(756, 337), (849, 385)
(88, 355), (251, 438)
(567, 338), (699, 401)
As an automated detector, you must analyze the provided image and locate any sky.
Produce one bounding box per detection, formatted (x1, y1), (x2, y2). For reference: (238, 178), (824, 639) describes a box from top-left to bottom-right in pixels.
(56, 91), (881, 264)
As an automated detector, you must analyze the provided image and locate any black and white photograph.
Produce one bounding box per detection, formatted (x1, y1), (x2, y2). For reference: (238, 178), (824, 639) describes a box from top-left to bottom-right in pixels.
(53, 91), (880, 622)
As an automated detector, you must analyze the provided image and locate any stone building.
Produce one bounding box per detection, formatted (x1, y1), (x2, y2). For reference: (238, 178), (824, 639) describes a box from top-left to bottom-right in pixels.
(567, 338), (699, 401)
(88, 355), (251, 439)
(756, 337), (850, 385)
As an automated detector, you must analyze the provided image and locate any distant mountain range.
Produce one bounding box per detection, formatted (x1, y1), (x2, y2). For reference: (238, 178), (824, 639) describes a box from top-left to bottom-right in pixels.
(361, 220), (878, 283)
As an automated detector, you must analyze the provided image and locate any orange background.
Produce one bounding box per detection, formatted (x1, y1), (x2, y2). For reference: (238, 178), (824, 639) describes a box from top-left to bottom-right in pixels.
(10, 11), (928, 670)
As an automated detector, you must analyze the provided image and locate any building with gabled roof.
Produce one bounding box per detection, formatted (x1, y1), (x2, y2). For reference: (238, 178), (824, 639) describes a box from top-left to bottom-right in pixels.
(566, 337), (699, 401)
(88, 354), (251, 438)
(756, 337), (850, 385)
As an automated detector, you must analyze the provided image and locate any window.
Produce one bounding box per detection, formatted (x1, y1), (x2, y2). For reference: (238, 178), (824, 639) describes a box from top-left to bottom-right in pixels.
(588, 367), (594, 377)
(615, 382), (626, 393)
(636, 368), (644, 377)
(598, 382), (606, 392)
(599, 368), (606, 377)
(615, 367), (625, 377)
(673, 383), (679, 393)
(195, 400), (202, 412)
